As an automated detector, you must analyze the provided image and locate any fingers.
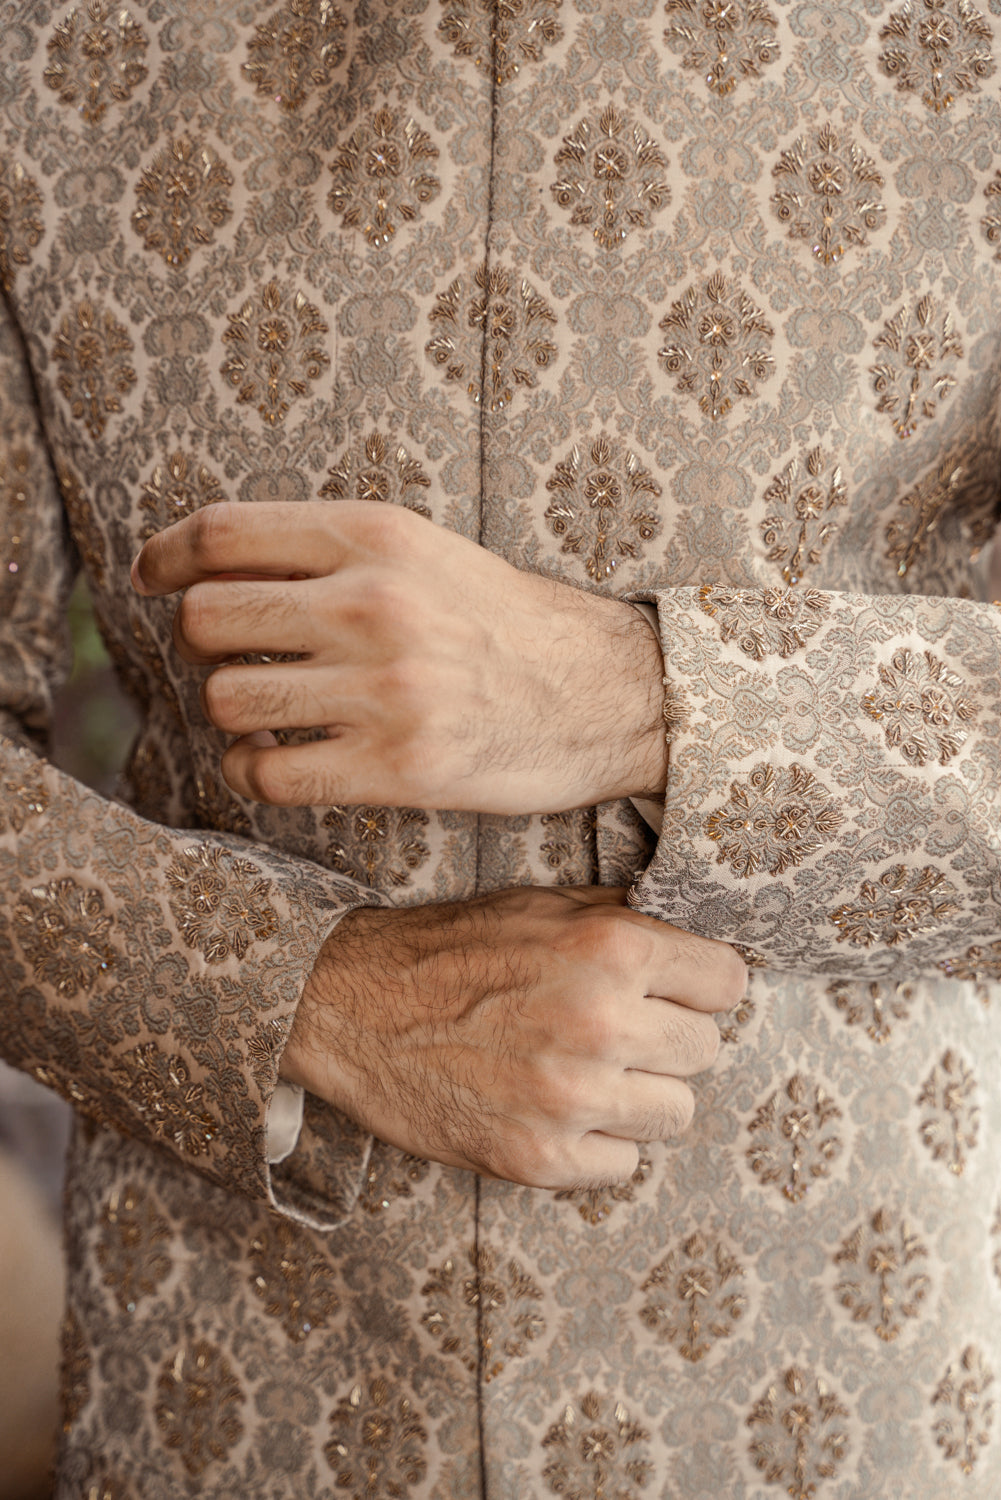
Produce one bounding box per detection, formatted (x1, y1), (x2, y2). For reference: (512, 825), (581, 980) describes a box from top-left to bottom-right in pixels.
(624, 997), (721, 1078)
(201, 661), (357, 736)
(132, 500), (427, 596)
(172, 579), (318, 664)
(643, 922), (748, 1015)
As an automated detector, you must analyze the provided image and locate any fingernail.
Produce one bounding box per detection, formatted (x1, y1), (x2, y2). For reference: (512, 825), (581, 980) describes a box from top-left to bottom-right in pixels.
(130, 553), (149, 594)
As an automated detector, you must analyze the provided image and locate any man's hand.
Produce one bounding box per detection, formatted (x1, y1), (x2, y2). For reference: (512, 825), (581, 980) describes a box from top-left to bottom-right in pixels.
(131, 501), (668, 813)
(283, 886), (745, 1188)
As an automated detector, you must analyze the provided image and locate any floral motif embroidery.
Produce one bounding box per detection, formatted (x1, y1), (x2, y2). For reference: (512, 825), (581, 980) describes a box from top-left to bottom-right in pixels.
(80, 1466), (134, 1500)
(324, 1378), (428, 1493)
(60, 1308), (91, 1431)
(760, 447), (847, 586)
(829, 865), (961, 948)
(118, 1044), (220, 1157)
(658, 271), (775, 422)
(885, 458), (964, 578)
(221, 280), (330, 426)
(747, 1367), (850, 1500)
(53, 300), (136, 440)
(249, 1219), (339, 1343)
(719, 988), (757, 1044)
(246, 1015), (291, 1090)
(328, 108), (440, 248)
(359, 1146), (431, 1214)
(0, 446), (31, 591)
(0, 754), (48, 833)
(706, 764), (843, 879)
(639, 1231), (747, 1363)
(421, 1243), (545, 1383)
(663, 0), (780, 96)
(426, 262), (558, 412)
(834, 1208), (930, 1342)
(555, 1157), (652, 1226)
(542, 1392), (653, 1498)
(322, 806), (431, 888)
(932, 1346), (995, 1473)
(132, 138), (234, 267)
(45, 0), (149, 124)
(826, 979), (915, 1044)
(96, 1185), (172, 1313)
(139, 451), (226, 540)
(155, 1340), (245, 1477)
(917, 1049), (979, 1175)
(771, 123), (886, 266)
(862, 649), (976, 765)
(551, 105), (670, 251)
(540, 807), (597, 885)
(13, 878), (115, 996)
(697, 583), (830, 659)
(871, 295), (963, 440)
(320, 432), (432, 517)
(747, 1074), (843, 1202)
(982, 170), (1001, 259)
(0, 163), (43, 291)
(165, 845), (278, 962)
(544, 433), (662, 581)
(939, 939), (1001, 983)
(879, 0), (995, 114)
(245, 0), (347, 111)
(439, 0), (563, 86)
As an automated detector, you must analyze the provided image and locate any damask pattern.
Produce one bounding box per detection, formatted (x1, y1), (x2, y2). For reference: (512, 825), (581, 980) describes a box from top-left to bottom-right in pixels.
(328, 109), (441, 248)
(879, 0), (995, 113)
(0, 163), (44, 292)
(541, 1393), (653, 1499)
(829, 866), (960, 947)
(760, 448), (846, 587)
(932, 1346), (995, 1473)
(746, 1074), (843, 1202)
(917, 1050), (980, 1175)
(658, 271), (774, 421)
(244, 0), (347, 111)
(96, 1184), (172, 1313)
(706, 764), (843, 878)
(862, 650), (976, 765)
(154, 1341), (245, 1476)
(421, 1243), (545, 1382)
(770, 124), (886, 267)
(663, 0), (780, 97)
(44, 0), (149, 123)
(551, 105), (670, 251)
(747, 1367), (850, 1500)
(427, 262), (558, 411)
(544, 433), (662, 581)
(132, 139), (234, 268)
(320, 432), (433, 516)
(871, 295), (963, 439)
(639, 1231), (747, 1363)
(439, 0), (563, 85)
(834, 1208), (930, 1342)
(324, 1378), (428, 1493)
(52, 301), (136, 441)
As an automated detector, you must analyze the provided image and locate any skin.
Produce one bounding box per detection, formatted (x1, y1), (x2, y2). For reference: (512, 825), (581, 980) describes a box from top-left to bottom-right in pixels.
(133, 501), (745, 1188)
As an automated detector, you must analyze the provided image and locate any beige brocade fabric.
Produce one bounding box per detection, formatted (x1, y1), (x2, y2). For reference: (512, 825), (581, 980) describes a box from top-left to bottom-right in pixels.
(2, 0), (1001, 1495)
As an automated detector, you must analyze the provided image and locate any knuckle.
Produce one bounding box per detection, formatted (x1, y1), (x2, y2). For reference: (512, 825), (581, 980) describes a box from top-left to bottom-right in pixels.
(666, 1009), (720, 1072)
(177, 584), (218, 648)
(188, 499), (240, 563)
(201, 667), (240, 726)
(570, 909), (647, 973)
(659, 1087), (695, 1138)
(492, 1131), (566, 1190)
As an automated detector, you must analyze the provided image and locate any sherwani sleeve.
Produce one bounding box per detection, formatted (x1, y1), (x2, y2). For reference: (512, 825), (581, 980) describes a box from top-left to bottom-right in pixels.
(0, 293), (384, 1232)
(629, 584), (1001, 980)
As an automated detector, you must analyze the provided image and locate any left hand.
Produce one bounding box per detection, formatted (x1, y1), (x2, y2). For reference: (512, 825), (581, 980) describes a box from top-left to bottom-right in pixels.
(132, 500), (668, 813)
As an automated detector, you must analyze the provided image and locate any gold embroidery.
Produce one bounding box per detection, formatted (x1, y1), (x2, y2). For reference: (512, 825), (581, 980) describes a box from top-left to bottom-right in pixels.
(60, 1308), (91, 1432)
(885, 458), (963, 577)
(324, 1378), (428, 1493)
(697, 582), (830, 658)
(96, 1185), (172, 1313)
(0, 162), (43, 291)
(542, 1392), (653, 1499)
(426, 262), (558, 412)
(221, 280), (330, 426)
(438, 0), (563, 86)
(939, 939), (1001, 983)
(155, 1341), (245, 1477)
(826, 979), (915, 1043)
(829, 865), (961, 948)
(917, 1049), (979, 1175)
(551, 104), (670, 250)
(871, 294), (963, 440)
(140, 451), (226, 540)
(862, 649), (976, 765)
(322, 805), (431, 889)
(13, 877), (115, 996)
(359, 1145), (431, 1213)
(555, 1156), (652, 1226)
(663, 0), (780, 97)
(45, 0), (149, 123)
(192, 771), (252, 837)
(245, 0), (347, 111)
(82, 1468), (133, 1500)
(639, 1231), (747, 1363)
(747, 1367), (850, 1499)
(539, 807), (597, 885)
(771, 123), (886, 266)
(834, 1208), (930, 1342)
(165, 845), (278, 962)
(0, 752), (48, 833)
(421, 1243), (545, 1383)
(132, 138), (233, 268)
(544, 434), (662, 582)
(761, 447), (847, 586)
(1, 447), (31, 594)
(983, 169), (1001, 259)
(706, 764), (843, 879)
(659, 271), (775, 421)
(246, 1015), (292, 1090)
(60, 464), (108, 587)
(328, 108), (441, 248)
(320, 431), (433, 517)
(719, 988), (757, 1044)
(53, 300), (136, 440)
(249, 1219), (339, 1343)
(932, 1346), (995, 1473)
(117, 1044), (219, 1155)
(879, 0), (995, 114)
(747, 1074), (843, 1202)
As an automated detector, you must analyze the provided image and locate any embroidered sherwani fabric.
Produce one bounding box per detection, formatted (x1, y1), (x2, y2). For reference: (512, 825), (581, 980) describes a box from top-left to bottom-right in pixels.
(2, 0), (1001, 1494)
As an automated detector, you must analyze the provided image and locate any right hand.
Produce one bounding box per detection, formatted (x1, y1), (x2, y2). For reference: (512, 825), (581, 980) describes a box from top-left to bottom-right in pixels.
(281, 886), (746, 1189)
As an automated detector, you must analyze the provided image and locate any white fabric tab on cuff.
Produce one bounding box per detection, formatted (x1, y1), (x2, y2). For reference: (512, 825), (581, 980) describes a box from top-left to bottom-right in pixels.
(266, 1080), (305, 1164)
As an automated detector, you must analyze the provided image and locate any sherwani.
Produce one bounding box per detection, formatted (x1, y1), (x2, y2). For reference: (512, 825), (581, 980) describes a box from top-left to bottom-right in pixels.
(2, 1), (1001, 1495)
